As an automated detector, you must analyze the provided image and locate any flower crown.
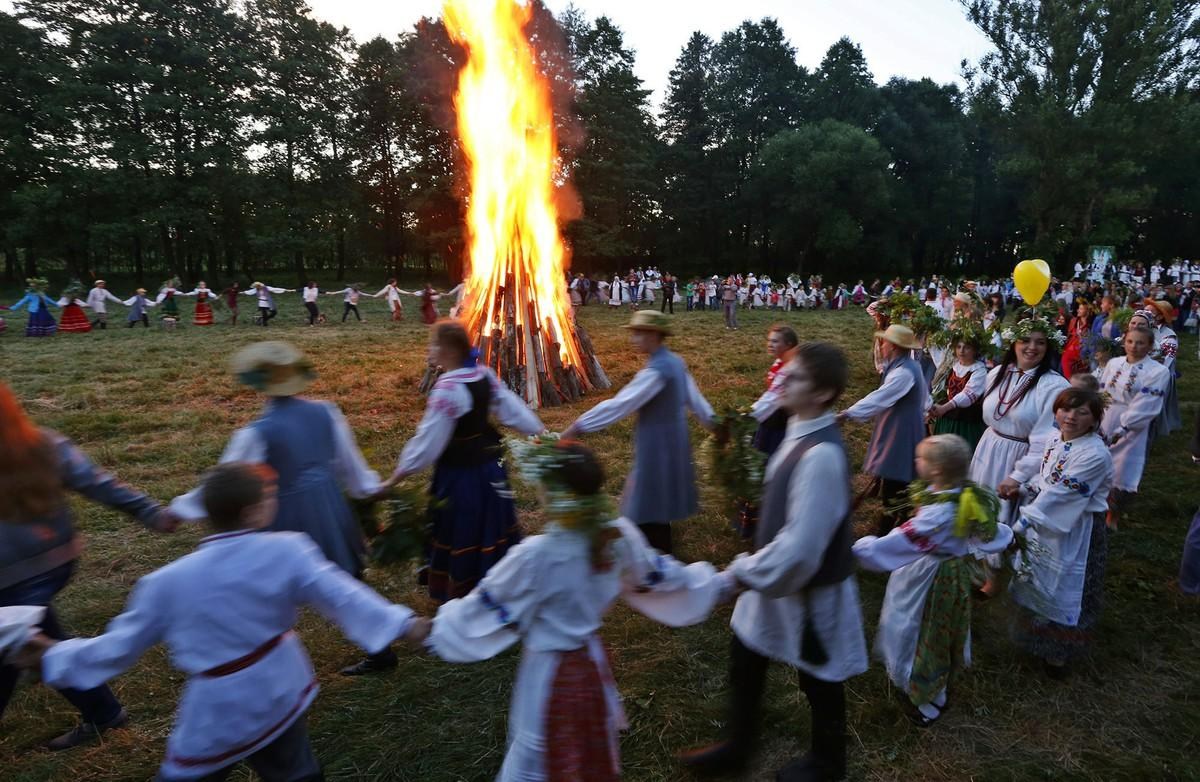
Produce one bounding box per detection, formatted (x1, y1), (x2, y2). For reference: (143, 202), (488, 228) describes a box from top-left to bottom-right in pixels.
(506, 433), (613, 536)
(999, 315), (1066, 349)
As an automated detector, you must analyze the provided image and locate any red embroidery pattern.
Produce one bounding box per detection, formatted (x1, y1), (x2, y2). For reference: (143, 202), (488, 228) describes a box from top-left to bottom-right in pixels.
(900, 520), (936, 553)
(545, 648), (618, 782)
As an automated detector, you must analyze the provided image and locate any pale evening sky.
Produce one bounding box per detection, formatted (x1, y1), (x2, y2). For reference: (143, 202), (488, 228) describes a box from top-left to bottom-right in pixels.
(2, 0), (997, 107)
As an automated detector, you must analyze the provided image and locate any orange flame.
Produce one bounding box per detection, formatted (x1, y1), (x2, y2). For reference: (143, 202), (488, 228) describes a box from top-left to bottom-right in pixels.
(445, 0), (598, 407)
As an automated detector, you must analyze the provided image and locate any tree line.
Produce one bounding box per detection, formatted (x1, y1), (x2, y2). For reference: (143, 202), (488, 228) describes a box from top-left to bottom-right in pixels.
(1, 0), (1196, 288)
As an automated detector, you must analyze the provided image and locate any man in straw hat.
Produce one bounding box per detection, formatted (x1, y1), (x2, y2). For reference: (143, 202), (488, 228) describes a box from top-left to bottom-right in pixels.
(562, 310), (715, 554)
(169, 341), (399, 675)
(838, 324), (930, 536)
(244, 281), (294, 326)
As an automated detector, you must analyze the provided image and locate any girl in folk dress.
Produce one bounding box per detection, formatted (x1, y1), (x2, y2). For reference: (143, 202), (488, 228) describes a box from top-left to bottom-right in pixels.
(8, 279), (58, 337)
(419, 283), (440, 325)
(182, 282), (218, 326)
(427, 441), (726, 782)
(384, 321), (544, 602)
(1140, 300), (1182, 436)
(1098, 325), (1169, 527)
(372, 278), (405, 321)
(1060, 301), (1093, 378)
(1010, 388), (1114, 678)
(608, 275), (623, 308)
(56, 284), (92, 334)
(854, 435), (1012, 725)
(928, 334), (988, 451)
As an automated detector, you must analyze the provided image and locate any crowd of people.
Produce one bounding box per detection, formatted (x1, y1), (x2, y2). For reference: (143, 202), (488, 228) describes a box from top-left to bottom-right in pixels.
(0, 278), (468, 335)
(0, 259), (1196, 782)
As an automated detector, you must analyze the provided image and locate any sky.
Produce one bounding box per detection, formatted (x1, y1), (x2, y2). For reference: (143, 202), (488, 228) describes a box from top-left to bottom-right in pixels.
(305, 0), (997, 104)
(1, 0), (997, 106)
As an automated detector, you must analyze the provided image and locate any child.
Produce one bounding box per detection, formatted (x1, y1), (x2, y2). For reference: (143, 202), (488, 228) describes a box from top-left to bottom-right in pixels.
(56, 283), (92, 334)
(427, 440), (726, 781)
(14, 462), (426, 781)
(853, 435), (1012, 726)
(123, 288), (157, 328)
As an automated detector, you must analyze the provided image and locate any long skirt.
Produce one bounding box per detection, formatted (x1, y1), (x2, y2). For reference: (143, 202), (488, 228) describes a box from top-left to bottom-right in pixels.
(421, 301), (437, 324)
(1155, 372), (1182, 438)
(933, 415), (986, 453)
(1012, 514), (1107, 663)
(1180, 508), (1200, 596)
(57, 303), (92, 333)
(194, 299), (214, 326)
(25, 307), (57, 337)
(423, 458), (521, 603)
(969, 428), (1029, 492)
(500, 637), (623, 782)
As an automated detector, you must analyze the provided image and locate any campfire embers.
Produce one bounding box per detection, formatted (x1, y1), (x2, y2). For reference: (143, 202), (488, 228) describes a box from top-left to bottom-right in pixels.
(437, 0), (609, 408)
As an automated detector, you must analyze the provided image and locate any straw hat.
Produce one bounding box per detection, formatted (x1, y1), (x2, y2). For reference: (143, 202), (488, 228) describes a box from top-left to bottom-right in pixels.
(622, 310), (672, 335)
(94, 280), (106, 286)
(229, 341), (315, 397)
(136, 288), (147, 295)
(1143, 298), (1174, 323)
(874, 324), (922, 351)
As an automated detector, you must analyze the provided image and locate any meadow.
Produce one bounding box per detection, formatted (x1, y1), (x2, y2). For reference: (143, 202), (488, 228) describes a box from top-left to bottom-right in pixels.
(1, 289), (1197, 782)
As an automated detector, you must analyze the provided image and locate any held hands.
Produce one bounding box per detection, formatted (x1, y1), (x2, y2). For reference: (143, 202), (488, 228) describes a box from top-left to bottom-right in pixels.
(997, 477), (1022, 500)
(148, 508), (182, 533)
(559, 424), (581, 441)
(9, 632), (56, 670)
(403, 617), (432, 645)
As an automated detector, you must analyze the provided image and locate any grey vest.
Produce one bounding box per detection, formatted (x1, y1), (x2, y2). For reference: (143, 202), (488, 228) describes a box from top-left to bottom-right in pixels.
(862, 355), (925, 483)
(755, 423), (855, 589)
(621, 347), (699, 524)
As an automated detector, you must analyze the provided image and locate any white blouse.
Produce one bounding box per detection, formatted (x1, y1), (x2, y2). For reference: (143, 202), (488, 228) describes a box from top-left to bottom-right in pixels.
(42, 531), (413, 779)
(980, 366), (1070, 483)
(946, 361), (988, 408)
(396, 365), (543, 474)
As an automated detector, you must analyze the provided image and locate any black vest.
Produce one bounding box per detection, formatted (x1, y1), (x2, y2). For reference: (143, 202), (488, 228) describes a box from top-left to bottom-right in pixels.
(755, 422), (855, 589)
(438, 379), (503, 468)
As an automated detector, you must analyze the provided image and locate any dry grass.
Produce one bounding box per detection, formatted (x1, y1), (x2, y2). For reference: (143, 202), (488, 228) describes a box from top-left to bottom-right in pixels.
(1, 288), (1198, 782)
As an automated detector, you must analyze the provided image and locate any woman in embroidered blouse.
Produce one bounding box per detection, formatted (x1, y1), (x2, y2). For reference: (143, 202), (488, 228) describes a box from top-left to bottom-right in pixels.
(385, 320), (544, 602)
(427, 441), (726, 782)
(1098, 325), (1170, 528)
(1141, 300), (1181, 437)
(928, 335), (988, 452)
(1010, 387), (1113, 678)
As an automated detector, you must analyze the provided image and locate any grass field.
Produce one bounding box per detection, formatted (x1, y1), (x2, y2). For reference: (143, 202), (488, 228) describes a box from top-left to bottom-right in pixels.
(1, 291), (1198, 782)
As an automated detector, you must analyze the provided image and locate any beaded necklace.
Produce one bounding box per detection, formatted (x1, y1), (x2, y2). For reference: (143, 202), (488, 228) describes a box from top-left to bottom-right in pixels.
(992, 366), (1035, 421)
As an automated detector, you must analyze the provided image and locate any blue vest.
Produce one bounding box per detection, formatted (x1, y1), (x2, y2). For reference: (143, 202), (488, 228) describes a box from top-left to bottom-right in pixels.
(127, 295), (150, 319)
(621, 347), (698, 524)
(251, 397), (363, 574)
(862, 355), (925, 483)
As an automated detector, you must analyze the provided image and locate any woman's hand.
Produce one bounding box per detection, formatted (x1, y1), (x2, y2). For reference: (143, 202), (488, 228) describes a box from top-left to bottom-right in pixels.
(9, 633), (56, 669)
(997, 477), (1022, 500)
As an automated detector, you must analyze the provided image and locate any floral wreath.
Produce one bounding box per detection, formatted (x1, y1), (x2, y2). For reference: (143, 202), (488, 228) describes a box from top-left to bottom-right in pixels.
(875, 292), (946, 339)
(929, 313), (990, 352)
(25, 277), (49, 293)
(506, 433), (613, 538)
(999, 313), (1066, 349)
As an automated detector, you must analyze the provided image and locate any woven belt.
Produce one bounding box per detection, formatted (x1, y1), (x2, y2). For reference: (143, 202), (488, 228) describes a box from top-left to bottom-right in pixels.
(201, 632), (290, 678)
(992, 430), (1029, 444)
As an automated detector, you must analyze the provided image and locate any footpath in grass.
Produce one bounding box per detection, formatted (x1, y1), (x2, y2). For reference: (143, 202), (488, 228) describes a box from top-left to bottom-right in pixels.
(1, 301), (1197, 782)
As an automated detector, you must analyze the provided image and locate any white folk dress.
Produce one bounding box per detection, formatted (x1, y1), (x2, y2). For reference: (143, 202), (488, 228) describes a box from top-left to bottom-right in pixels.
(1010, 433), (1113, 626)
(1098, 356), (1169, 492)
(427, 518), (723, 782)
(969, 366), (1070, 492)
(41, 532), (414, 780)
(853, 495), (1011, 694)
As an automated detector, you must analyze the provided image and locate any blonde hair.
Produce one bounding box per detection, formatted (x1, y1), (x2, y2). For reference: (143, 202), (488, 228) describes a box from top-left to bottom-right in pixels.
(919, 434), (971, 485)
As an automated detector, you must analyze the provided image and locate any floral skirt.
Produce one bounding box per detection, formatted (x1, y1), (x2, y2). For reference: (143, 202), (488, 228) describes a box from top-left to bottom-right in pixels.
(1012, 514), (1107, 663)
(25, 308), (57, 337)
(422, 459), (521, 603)
(909, 558), (971, 706)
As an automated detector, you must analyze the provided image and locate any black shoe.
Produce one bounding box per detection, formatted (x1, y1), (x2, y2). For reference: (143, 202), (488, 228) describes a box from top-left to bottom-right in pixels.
(676, 740), (750, 776)
(47, 709), (129, 751)
(1043, 660), (1070, 680)
(340, 654), (398, 676)
(776, 753), (844, 782)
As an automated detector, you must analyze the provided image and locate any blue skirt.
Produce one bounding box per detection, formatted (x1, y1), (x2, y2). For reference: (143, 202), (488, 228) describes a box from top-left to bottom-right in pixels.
(26, 308), (57, 337)
(270, 472), (365, 576)
(422, 459), (521, 603)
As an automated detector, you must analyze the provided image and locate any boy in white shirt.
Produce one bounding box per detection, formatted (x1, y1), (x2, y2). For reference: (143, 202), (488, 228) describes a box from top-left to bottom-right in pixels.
(13, 462), (428, 782)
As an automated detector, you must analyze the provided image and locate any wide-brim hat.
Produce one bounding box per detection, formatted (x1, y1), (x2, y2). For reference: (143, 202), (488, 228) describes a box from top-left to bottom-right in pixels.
(622, 310), (672, 335)
(136, 288), (147, 294)
(874, 324), (922, 350)
(1143, 298), (1173, 322)
(230, 341), (315, 397)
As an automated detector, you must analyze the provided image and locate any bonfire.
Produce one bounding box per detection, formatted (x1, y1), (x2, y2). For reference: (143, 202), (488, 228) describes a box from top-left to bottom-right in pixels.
(436, 0), (610, 407)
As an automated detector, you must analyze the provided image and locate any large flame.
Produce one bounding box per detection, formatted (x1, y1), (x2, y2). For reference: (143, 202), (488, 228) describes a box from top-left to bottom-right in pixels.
(445, 0), (594, 406)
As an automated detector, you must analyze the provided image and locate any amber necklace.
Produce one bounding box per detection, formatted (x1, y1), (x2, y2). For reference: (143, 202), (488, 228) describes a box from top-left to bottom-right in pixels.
(992, 366), (1034, 421)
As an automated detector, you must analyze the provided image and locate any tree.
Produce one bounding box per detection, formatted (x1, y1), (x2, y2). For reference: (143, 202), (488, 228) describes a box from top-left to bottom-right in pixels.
(808, 37), (881, 129)
(748, 120), (892, 276)
(963, 0), (1200, 267)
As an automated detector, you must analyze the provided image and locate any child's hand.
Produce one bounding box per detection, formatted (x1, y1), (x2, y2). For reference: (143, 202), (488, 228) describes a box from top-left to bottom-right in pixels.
(9, 632), (56, 669)
(403, 617), (432, 645)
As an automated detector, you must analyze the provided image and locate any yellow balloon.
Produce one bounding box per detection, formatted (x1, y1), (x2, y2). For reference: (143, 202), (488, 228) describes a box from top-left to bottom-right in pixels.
(1013, 259), (1051, 305)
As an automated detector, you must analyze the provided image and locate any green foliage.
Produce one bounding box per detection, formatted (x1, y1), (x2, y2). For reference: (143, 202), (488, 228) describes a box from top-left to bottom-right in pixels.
(702, 408), (767, 515)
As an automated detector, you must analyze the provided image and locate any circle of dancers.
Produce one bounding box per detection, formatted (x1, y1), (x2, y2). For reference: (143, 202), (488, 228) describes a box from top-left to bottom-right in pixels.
(0, 270), (1196, 782)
